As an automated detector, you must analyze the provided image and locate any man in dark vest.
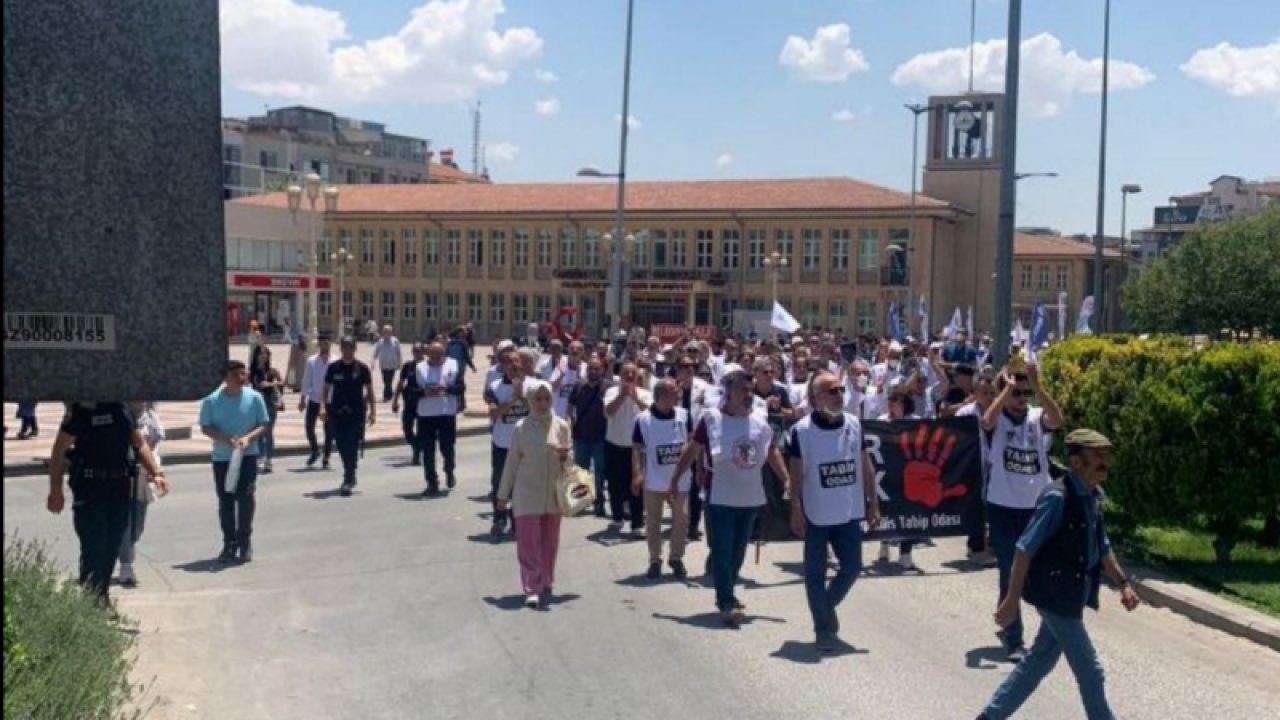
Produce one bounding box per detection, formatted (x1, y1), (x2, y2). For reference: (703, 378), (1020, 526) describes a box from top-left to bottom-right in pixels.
(977, 429), (1141, 720)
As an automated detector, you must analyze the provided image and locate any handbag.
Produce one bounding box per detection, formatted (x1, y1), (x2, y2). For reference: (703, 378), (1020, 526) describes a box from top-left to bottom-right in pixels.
(555, 461), (597, 517)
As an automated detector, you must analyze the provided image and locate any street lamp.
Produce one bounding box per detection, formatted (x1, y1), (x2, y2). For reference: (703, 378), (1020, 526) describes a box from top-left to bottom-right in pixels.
(763, 251), (788, 307)
(576, 167), (619, 179)
(1014, 171), (1059, 181)
(1092, 0), (1114, 333)
(330, 247), (353, 336)
(288, 173), (339, 348)
(1120, 184), (1142, 267)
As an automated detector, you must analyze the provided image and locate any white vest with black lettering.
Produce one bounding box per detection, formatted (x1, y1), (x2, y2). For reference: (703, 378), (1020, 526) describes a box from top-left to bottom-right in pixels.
(987, 407), (1052, 509)
(794, 413), (866, 527)
(489, 378), (531, 450)
(636, 407), (691, 493)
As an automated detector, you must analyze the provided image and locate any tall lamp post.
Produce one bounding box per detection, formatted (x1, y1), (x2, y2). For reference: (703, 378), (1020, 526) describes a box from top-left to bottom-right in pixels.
(1092, 0), (1113, 334)
(993, 0), (1024, 367)
(1120, 183), (1142, 269)
(331, 247), (353, 337)
(287, 174), (339, 348)
(763, 251), (788, 338)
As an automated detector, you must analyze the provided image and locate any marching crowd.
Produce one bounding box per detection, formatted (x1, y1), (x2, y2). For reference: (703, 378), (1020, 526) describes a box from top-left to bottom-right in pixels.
(45, 322), (1141, 719)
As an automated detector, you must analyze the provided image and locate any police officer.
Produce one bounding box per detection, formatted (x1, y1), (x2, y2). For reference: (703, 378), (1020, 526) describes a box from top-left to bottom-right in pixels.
(48, 402), (167, 604)
(323, 336), (376, 497)
(392, 343), (427, 466)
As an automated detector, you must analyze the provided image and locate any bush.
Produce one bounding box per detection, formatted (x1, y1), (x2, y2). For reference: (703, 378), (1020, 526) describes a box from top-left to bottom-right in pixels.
(4, 537), (136, 720)
(1041, 337), (1280, 562)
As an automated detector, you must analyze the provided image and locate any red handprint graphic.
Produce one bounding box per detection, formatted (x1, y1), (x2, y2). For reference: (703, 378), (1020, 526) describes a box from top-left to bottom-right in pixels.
(900, 424), (967, 509)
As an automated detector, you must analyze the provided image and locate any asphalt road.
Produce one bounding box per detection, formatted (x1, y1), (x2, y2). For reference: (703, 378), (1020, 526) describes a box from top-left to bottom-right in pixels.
(5, 436), (1279, 720)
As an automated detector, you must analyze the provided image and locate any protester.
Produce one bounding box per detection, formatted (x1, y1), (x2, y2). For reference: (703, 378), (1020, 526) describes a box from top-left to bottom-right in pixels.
(372, 325), (403, 403)
(117, 402), (165, 589)
(876, 381), (922, 570)
(486, 348), (532, 541)
(632, 379), (692, 580)
(323, 337), (377, 497)
(392, 343), (426, 466)
(496, 381), (572, 609)
(568, 356), (610, 517)
(15, 400), (39, 439)
(788, 372), (880, 651)
(982, 362), (1065, 662)
(604, 362), (652, 538)
(199, 361), (270, 563)
(299, 336), (335, 469)
(956, 373), (998, 566)
(415, 342), (464, 496)
(977, 429), (1140, 720)
(675, 356), (711, 541)
(251, 347), (285, 474)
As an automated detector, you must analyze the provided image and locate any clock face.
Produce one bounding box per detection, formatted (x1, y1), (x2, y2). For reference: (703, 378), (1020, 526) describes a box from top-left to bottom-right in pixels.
(955, 109), (976, 131)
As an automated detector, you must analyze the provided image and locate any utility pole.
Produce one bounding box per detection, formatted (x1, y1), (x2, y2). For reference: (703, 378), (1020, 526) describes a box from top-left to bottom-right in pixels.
(992, 0), (1022, 366)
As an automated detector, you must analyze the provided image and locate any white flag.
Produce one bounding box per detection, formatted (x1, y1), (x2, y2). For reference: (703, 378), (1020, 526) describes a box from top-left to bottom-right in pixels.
(918, 295), (929, 341)
(1076, 296), (1095, 335)
(771, 301), (801, 334)
(1012, 317), (1026, 344)
(944, 307), (963, 340)
(1057, 291), (1068, 339)
(966, 305), (975, 340)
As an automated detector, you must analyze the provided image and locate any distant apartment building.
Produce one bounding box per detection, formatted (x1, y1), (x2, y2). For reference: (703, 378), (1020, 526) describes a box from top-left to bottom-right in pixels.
(1131, 175), (1280, 265)
(222, 105), (486, 198)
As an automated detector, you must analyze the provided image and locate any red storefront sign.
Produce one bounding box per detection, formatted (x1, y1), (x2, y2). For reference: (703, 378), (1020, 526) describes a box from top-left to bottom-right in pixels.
(650, 324), (716, 343)
(230, 274), (332, 290)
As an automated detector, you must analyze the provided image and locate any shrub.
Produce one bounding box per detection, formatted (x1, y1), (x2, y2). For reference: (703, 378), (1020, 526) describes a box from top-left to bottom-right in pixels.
(1041, 337), (1280, 562)
(4, 537), (136, 720)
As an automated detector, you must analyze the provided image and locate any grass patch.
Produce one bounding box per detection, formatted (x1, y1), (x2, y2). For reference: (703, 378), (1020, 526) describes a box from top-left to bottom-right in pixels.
(1121, 520), (1280, 618)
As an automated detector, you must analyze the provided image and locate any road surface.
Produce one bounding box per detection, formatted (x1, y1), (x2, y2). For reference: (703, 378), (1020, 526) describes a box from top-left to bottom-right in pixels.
(5, 436), (1278, 719)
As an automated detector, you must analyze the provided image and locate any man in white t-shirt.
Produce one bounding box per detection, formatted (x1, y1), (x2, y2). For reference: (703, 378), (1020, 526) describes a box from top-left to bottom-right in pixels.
(604, 362), (653, 538)
(981, 362), (1064, 662)
(788, 371), (880, 652)
(415, 343), (464, 496)
(371, 325), (403, 403)
(633, 379), (693, 580)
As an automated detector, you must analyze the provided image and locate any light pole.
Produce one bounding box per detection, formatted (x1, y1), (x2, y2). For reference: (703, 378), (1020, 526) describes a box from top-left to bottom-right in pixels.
(1120, 183), (1141, 269)
(1092, 0), (1113, 334)
(288, 174), (339, 348)
(993, 0), (1023, 367)
(1014, 171), (1058, 181)
(331, 247), (353, 336)
(763, 251), (788, 338)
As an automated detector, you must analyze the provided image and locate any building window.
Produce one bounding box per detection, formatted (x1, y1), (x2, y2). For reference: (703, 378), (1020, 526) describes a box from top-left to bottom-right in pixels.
(632, 232), (648, 269)
(828, 298), (848, 331)
(748, 230), (766, 269)
(512, 294), (529, 324)
(403, 229), (417, 267)
(360, 230), (375, 265)
(318, 230), (332, 263)
(560, 229), (577, 268)
(1037, 265), (1050, 289)
(490, 230), (507, 267)
(489, 293), (506, 323)
(381, 230), (396, 266)
(445, 230), (460, 266)
(799, 299), (821, 327)
(423, 292), (438, 321)
(652, 230), (668, 269)
(535, 294), (551, 321)
(514, 229), (530, 267)
(381, 291), (395, 321)
(467, 292), (483, 323)
(584, 230), (601, 268)
(857, 228), (880, 271)
(696, 229), (714, 270)
(1056, 265), (1069, 290)
(856, 298), (878, 335)
(342, 291), (353, 324)
(671, 230), (687, 268)
(360, 290), (374, 321)
(403, 292), (417, 321)
(1020, 264), (1032, 289)
(468, 230), (484, 266)
(339, 229), (353, 254)
(722, 229), (741, 270)
(258, 150), (279, 169)
(830, 229), (850, 271)
(536, 230), (552, 267)
(318, 291), (333, 320)
(424, 230), (439, 266)
(775, 229), (794, 262)
(445, 292), (460, 321)
(802, 229), (822, 271)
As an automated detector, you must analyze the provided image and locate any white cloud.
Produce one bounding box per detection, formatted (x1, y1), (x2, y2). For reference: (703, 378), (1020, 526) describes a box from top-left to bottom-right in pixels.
(486, 142), (519, 162)
(533, 68), (559, 83)
(534, 97), (561, 116)
(891, 32), (1154, 117)
(715, 153), (734, 167)
(831, 108), (857, 122)
(220, 0), (543, 105)
(779, 23), (869, 83)
(1181, 40), (1280, 106)
(613, 113), (641, 130)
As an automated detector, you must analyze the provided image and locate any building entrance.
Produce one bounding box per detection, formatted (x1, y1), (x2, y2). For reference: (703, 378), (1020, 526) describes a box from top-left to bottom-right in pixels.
(631, 298), (686, 329)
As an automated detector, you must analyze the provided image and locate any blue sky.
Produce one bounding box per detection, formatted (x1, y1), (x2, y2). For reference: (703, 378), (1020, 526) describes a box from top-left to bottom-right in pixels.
(220, 0), (1279, 236)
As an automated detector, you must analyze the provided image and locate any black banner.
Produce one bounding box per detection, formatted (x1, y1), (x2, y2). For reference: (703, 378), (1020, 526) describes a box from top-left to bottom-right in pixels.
(863, 417), (983, 541)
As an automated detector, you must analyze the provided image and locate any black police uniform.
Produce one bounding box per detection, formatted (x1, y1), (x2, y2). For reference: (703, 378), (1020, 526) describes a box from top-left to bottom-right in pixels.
(326, 358), (373, 489)
(60, 403), (136, 602)
(399, 359), (424, 464)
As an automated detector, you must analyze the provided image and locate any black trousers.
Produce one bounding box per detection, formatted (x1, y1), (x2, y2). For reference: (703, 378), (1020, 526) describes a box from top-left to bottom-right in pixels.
(304, 401), (332, 459)
(418, 415), (457, 487)
(332, 415), (364, 485)
(605, 441), (643, 530)
(401, 400), (421, 459)
(689, 473), (705, 534)
(212, 461), (258, 547)
(381, 369), (396, 401)
(73, 495), (131, 602)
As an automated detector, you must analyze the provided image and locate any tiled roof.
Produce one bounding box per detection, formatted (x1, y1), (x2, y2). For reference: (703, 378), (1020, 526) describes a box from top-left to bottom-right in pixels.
(427, 163), (489, 184)
(1016, 233), (1122, 258)
(235, 177), (952, 216)
(1257, 181), (1280, 198)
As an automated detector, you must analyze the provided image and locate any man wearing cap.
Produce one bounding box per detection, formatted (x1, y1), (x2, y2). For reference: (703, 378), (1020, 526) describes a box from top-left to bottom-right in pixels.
(977, 429), (1140, 720)
(391, 343), (427, 466)
(323, 337), (376, 497)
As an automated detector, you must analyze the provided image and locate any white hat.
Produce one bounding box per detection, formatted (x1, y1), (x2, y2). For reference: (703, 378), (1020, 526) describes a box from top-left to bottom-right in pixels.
(888, 341), (904, 353)
(496, 340), (515, 352)
(929, 341), (943, 350)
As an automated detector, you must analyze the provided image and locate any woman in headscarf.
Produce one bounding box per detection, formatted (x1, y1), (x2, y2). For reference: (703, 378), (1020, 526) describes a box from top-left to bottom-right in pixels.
(496, 381), (573, 609)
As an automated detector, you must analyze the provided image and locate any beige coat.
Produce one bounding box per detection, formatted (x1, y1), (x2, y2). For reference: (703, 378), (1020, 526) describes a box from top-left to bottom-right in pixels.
(498, 413), (572, 517)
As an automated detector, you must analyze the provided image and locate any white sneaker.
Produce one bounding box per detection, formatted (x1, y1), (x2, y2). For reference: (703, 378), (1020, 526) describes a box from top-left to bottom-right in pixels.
(525, 594), (540, 609)
(898, 551), (915, 570)
(878, 544), (892, 563)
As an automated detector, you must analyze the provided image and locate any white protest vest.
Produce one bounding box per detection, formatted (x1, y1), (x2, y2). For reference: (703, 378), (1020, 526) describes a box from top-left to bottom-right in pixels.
(637, 407), (691, 492)
(794, 413), (866, 526)
(701, 409), (771, 508)
(554, 362), (581, 419)
(986, 407), (1052, 509)
(416, 359), (460, 417)
(489, 378), (531, 449)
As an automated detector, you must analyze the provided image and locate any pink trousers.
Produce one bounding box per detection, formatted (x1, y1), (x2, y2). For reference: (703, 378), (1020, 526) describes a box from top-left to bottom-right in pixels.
(515, 513), (562, 595)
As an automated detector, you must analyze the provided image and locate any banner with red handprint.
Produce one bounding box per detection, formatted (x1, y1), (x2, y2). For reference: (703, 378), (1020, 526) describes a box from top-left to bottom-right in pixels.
(863, 417), (983, 541)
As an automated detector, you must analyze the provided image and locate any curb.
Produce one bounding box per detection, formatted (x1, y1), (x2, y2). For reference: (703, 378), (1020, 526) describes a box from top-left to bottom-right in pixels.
(2, 425), (492, 479)
(1126, 560), (1280, 653)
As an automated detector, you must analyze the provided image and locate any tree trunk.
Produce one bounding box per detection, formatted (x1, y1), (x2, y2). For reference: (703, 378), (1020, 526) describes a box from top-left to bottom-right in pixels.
(1212, 533), (1237, 565)
(1262, 508), (1280, 549)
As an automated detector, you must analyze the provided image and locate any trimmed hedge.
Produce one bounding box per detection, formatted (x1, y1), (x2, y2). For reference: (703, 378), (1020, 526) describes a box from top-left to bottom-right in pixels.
(4, 537), (136, 720)
(1040, 336), (1280, 562)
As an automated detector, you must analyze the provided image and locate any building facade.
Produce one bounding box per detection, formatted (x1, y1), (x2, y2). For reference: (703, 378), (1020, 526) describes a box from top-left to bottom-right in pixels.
(1131, 174), (1280, 265)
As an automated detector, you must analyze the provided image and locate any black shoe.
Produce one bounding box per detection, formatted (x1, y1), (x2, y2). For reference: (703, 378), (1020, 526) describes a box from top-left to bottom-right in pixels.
(1006, 645), (1028, 663)
(323, 458), (331, 470)
(239, 543), (254, 563)
(688, 529), (703, 542)
(120, 576), (139, 590)
(593, 503), (607, 519)
(411, 456), (422, 466)
(424, 485), (440, 498)
(306, 452), (319, 467)
(446, 473), (456, 489)
(816, 633), (838, 654)
(646, 562), (662, 580)
(339, 484), (354, 497)
(489, 523), (504, 543)
(218, 543), (238, 564)
(670, 560), (688, 580)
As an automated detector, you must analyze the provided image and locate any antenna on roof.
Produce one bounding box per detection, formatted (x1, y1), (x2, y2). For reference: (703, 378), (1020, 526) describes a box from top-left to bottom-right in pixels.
(472, 101), (483, 176)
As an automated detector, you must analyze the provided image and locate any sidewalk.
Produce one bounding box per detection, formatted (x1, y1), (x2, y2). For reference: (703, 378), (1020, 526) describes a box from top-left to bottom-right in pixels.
(3, 342), (497, 476)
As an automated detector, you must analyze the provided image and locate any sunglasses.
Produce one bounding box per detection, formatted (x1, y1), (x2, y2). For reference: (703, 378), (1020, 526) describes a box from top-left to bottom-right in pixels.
(1015, 389), (1036, 398)
(823, 386), (847, 397)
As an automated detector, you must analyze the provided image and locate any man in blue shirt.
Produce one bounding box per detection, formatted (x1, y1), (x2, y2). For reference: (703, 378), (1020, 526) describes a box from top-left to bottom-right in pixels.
(942, 329), (981, 368)
(200, 360), (270, 564)
(977, 429), (1141, 720)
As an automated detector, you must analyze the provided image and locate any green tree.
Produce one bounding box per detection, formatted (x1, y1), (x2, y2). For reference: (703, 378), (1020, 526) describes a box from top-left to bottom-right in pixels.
(1123, 207), (1280, 339)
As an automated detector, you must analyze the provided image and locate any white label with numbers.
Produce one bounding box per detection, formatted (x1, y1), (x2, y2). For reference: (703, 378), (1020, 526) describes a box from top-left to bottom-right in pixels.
(5, 313), (118, 350)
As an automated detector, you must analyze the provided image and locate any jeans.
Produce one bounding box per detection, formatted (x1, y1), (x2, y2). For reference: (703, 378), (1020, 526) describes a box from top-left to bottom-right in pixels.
(989, 503), (1037, 650)
(118, 499), (150, 566)
(605, 441), (643, 530)
(707, 504), (759, 612)
(491, 445), (510, 527)
(804, 518), (864, 636)
(572, 439), (607, 507)
(401, 400), (421, 459)
(212, 460), (259, 548)
(261, 410), (277, 462)
(331, 415), (364, 486)
(304, 401), (332, 459)
(73, 497), (131, 602)
(418, 415), (458, 487)
(982, 609), (1114, 720)
(381, 368), (396, 401)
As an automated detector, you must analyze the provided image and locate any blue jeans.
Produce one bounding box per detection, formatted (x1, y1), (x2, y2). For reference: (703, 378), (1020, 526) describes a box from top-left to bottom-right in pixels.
(988, 503), (1036, 650)
(573, 439), (606, 506)
(707, 504), (759, 612)
(982, 609), (1113, 719)
(804, 518), (863, 636)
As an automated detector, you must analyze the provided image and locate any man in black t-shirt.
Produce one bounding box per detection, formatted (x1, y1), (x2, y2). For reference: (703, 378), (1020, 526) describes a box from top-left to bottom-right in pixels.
(323, 337), (376, 496)
(392, 343), (427, 466)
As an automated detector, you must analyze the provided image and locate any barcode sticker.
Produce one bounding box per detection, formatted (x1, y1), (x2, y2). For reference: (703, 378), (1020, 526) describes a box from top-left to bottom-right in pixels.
(5, 313), (118, 350)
